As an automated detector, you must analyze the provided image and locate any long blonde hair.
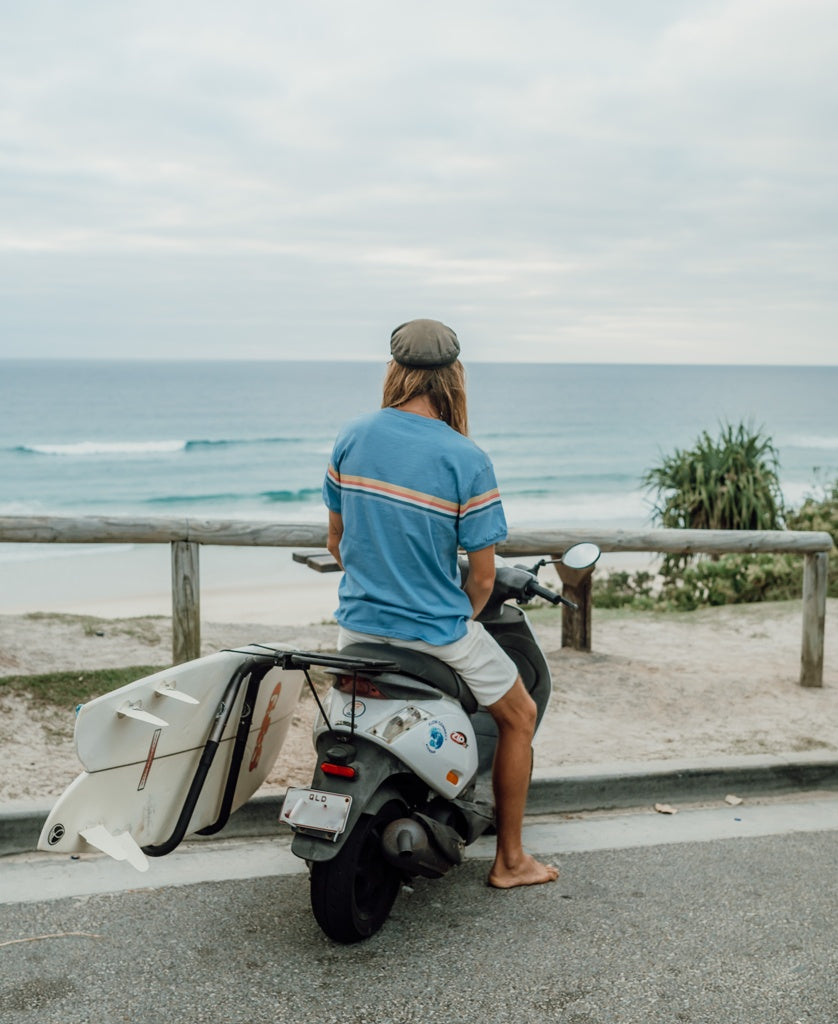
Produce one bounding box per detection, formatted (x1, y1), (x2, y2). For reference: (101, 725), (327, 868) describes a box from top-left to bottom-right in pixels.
(382, 360), (469, 436)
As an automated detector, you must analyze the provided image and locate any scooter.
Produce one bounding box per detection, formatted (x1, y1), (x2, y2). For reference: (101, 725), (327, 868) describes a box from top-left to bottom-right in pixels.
(282, 542), (601, 943)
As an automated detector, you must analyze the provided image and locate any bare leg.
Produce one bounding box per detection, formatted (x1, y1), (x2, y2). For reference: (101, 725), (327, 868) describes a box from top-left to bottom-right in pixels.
(485, 678), (559, 889)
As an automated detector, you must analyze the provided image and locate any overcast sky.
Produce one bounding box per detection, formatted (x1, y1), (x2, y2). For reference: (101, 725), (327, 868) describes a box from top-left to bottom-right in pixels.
(1, 1), (836, 363)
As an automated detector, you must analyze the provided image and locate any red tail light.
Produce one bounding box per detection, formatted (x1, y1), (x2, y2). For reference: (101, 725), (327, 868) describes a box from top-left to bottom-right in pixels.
(336, 675), (385, 698)
(321, 762), (357, 779)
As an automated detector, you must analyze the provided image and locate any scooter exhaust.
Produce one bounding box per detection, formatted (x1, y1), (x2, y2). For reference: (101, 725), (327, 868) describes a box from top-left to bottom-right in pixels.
(381, 815), (464, 879)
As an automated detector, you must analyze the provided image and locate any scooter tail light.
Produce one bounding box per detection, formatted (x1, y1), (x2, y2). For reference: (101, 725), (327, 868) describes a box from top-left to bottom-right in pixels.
(320, 762), (357, 779)
(335, 675), (386, 698)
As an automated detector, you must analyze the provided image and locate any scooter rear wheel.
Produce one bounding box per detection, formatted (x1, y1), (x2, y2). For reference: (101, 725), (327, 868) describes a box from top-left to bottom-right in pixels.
(310, 800), (404, 943)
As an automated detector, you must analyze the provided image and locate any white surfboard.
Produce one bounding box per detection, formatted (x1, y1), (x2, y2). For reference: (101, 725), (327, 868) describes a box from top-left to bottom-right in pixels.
(37, 643), (309, 870)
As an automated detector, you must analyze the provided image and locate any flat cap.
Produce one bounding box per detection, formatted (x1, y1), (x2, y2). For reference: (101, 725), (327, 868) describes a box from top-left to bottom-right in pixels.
(390, 318), (460, 368)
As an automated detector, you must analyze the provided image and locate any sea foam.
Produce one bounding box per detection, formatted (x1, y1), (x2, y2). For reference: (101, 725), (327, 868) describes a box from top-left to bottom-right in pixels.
(12, 436), (310, 457)
(15, 440), (187, 456)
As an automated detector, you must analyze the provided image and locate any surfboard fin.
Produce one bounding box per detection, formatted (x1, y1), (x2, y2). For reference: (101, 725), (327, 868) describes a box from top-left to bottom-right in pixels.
(80, 825), (149, 872)
(154, 681), (200, 705)
(117, 701), (169, 728)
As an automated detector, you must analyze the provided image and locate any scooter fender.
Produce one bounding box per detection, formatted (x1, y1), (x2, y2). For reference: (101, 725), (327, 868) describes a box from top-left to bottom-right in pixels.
(289, 738), (410, 863)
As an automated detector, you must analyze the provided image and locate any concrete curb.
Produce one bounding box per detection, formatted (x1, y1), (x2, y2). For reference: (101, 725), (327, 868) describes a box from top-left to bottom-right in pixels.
(3, 752), (837, 859)
(526, 751), (838, 814)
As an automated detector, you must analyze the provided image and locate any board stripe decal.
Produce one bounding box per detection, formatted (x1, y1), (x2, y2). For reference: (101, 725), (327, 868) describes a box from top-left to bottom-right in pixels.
(137, 728), (162, 791)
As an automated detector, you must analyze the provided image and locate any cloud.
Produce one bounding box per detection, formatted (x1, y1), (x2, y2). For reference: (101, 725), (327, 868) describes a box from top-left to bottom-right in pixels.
(0, 1), (836, 362)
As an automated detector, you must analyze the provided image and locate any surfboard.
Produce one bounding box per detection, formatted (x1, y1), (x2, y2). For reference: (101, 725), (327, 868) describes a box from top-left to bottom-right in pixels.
(37, 643), (310, 870)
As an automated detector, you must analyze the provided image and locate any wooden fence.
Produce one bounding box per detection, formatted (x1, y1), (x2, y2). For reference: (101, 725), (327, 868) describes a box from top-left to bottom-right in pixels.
(0, 516), (831, 686)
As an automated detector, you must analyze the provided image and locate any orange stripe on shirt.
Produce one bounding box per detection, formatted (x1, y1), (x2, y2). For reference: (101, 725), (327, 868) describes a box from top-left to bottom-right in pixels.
(329, 468), (501, 520)
(460, 488), (502, 516)
(339, 473), (461, 516)
(329, 469), (462, 517)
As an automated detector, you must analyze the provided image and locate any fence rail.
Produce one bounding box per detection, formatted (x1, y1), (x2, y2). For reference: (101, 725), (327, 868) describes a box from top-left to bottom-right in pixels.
(0, 516), (831, 686)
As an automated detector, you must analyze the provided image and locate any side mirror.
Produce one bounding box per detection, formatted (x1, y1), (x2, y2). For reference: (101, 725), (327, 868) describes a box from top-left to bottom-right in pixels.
(560, 542), (600, 572)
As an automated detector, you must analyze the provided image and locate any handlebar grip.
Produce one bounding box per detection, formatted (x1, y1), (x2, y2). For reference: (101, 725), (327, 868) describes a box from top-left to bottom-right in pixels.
(529, 582), (563, 605)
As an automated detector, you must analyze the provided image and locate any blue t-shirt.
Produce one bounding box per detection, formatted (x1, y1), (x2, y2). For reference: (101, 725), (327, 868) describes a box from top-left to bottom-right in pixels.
(323, 408), (507, 645)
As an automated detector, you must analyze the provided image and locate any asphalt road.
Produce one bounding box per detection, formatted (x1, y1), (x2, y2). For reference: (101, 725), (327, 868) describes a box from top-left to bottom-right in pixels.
(1, 799), (836, 1024)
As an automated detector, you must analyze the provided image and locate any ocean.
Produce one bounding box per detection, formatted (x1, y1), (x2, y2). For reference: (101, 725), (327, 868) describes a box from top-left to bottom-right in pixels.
(1, 359), (835, 618)
(1, 360), (836, 533)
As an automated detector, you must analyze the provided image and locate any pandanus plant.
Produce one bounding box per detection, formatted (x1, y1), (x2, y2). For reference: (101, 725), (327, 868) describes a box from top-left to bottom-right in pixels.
(643, 422), (785, 573)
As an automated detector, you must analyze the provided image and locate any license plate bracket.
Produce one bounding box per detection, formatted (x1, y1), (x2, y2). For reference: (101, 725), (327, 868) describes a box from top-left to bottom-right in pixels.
(282, 787), (353, 839)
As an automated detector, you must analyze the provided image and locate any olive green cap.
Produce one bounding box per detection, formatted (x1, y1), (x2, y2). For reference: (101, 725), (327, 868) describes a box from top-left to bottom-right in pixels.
(390, 318), (460, 368)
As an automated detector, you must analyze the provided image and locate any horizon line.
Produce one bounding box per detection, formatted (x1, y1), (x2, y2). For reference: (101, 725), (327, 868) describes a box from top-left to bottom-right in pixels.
(1, 356), (837, 369)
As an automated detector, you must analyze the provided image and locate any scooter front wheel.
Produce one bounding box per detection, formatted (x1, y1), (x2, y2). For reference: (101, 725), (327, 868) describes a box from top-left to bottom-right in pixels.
(310, 800), (405, 943)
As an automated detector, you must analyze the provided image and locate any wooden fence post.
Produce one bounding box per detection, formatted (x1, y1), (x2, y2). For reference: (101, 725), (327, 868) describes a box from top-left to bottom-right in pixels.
(560, 575), (593, 650)
(800, 551), (827, 687)
(172, 540), (201, 665)
(555, 557), (594, 651)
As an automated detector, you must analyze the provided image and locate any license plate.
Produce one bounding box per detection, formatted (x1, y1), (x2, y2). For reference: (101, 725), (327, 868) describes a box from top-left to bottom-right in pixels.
(281, 787), (353, 838)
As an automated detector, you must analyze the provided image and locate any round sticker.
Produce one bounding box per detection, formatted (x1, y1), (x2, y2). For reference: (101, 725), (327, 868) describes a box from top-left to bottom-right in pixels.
(47, 823), (66, 846)
(426, 721), (447, 752)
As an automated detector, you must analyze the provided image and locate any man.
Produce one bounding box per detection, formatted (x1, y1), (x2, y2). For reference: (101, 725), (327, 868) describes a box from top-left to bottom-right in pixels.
(324, 318), (557, 889)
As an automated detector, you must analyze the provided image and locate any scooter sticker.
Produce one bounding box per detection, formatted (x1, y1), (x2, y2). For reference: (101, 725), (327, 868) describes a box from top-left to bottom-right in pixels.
(450, 731), (468, 749)
(426, 720), (447, 753)
(343, 700), (366, 719)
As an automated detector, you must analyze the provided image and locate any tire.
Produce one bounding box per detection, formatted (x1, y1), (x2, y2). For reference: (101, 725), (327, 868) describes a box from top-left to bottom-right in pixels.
(309, 801), (404, 943)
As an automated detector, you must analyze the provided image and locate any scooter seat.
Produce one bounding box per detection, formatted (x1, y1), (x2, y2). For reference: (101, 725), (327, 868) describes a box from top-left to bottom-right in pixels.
(338, 642), (478, 715)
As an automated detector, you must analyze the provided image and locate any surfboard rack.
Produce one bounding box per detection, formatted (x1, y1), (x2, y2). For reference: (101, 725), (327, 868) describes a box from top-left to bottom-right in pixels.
(193, 662), (273, 839)
(140, 648), (402, 859)
(243, 645), (400, 675)
(142, 657), (274, 857)
(252, 647), (402, 743)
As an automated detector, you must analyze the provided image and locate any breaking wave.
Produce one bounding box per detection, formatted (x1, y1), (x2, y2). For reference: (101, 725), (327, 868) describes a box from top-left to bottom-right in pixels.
(144, 488), (322, 506)
(11, 436), (308, 457)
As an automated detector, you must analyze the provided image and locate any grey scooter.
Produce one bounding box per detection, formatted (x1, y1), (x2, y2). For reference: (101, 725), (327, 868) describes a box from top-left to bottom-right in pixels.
(283, 543), (601, 943)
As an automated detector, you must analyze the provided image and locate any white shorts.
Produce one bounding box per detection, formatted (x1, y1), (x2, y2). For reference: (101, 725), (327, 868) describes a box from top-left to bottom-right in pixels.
(337, 619), (519, 708)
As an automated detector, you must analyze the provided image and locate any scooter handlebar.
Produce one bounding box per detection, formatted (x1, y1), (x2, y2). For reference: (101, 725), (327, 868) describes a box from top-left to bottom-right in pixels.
(527, 580), (564, 606)
(526, 581), (579, 611)
(503, 564), (580, 611)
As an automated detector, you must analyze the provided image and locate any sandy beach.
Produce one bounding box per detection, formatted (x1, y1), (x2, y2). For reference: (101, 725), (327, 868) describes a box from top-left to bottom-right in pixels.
(0, 544), (662, 622)
(1, 589), (835, 806)
(0, 545), (344, 624)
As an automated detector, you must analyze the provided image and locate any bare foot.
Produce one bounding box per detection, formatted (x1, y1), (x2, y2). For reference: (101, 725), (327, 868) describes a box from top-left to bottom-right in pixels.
(487, 853), (559, 889)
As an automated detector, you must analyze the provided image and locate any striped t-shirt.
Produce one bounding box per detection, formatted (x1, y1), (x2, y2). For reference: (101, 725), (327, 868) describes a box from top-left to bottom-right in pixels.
(323, 407), (507, 644)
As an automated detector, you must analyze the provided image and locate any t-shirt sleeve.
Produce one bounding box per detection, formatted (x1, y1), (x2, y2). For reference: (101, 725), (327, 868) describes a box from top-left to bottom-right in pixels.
(457, 461), (507, 552)
(323, 445), (342, 513)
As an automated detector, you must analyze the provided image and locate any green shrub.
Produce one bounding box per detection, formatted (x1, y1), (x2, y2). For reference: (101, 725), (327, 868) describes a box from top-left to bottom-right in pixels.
(0, 665), (167, 709)
(658, 552), (801, 610)
(592, 570), (657, 609)
(591, 476), (837, 610)
(784, 477), (838, 598)
(643, 421), (785, 578)
(785, 478), (838, 541)
(643, 421), (785, 533)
